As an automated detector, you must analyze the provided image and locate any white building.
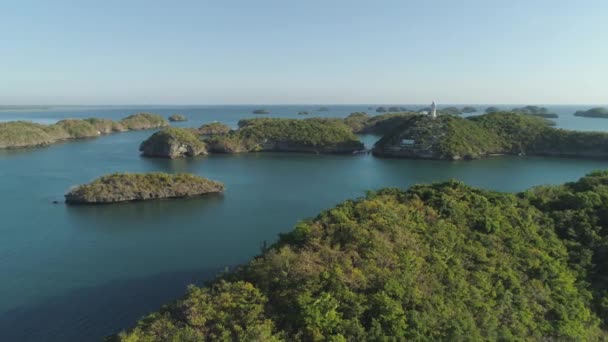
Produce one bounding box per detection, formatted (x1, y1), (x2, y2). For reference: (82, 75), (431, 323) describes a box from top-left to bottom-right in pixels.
(431, 101), (437, 119)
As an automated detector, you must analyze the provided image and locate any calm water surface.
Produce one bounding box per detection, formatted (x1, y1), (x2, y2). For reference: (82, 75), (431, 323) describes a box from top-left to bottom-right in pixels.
(1, 105), (608, 341)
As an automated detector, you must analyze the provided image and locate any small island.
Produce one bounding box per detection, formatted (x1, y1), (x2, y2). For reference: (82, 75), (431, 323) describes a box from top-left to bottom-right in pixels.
(461, 106), (477, 113)
(198, 122), (231, 135)
(297, 111), (310, 115)
(317, 107), (330, 112)
(252, 109), (270, 114)
(204, 117), (364, 154)
(65, 173), (224, 204)
(485, 106), (501, 113)
(168, 114), (188, 122)
(0, 113), (168, 149)
(574, 107), (608, 118)
(139, 127), (207, 158)
(511, 105), (558, 118)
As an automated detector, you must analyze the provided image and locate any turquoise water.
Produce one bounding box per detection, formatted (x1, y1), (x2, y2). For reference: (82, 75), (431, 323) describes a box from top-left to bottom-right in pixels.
(1, 105), (608, 341)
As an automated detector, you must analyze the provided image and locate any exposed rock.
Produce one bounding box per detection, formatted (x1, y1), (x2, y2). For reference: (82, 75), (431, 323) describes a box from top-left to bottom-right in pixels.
(140, 127), (207, 158)
(65, 173), (224, 204)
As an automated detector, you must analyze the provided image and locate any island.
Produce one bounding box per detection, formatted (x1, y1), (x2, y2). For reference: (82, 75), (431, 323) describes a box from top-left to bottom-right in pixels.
(485, 106), (501, 113)
(461, 106), (477, 113)
(373, 112), (608, 160)
(297, 111), (310, 115)
(111, 171), (608, 341)
(252, 109), (270, 114)
(0, 113), (168, 149)
(204, 117), (364, 154)
(376, 106), (387, 113)
(168, 114), (188, 122)
(139, 127), (207, 158)
(198, 122), (231, 135)
(511, 105), (558, 118)
(65, 172), (224, 204)
(574, 107), (608, 118)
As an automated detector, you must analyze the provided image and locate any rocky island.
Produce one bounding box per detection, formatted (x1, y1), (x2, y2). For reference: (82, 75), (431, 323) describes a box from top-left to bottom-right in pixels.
(198, 122), (231, 135)
(0, 113), (168, 149)
(204, 117), (364, 153)
(111, 171), (608, 340)
(168, 114), (188, 122)
(140, 127), (207, 158)
(373, 112), (608, 160)
(65, 172), (224, 204)
(574, 107), (608, 118)
(252, 109), (270, 114)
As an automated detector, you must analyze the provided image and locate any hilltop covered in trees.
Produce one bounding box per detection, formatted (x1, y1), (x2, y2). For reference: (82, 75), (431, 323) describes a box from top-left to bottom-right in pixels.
(373, 112), (608, 160)
(0, 113), (168, 149)
(575, 107), (608, 118)
(204, 117), (364, 154)
(110, 171), (608, 340)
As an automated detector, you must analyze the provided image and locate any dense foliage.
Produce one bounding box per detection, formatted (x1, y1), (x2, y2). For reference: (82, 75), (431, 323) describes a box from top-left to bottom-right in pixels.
(343, 112), (415, 134)
(65, 172), (224, 204)
(205, 118), (363, 153)
(461, 106), (477, 113)
(199, 122), (232, 135)
(485, 106), (500, 113)
(575, 107), (608, 118)
(140, 128), (207, 158)
(168, 114), (188, 122)
(374, 112), (608, 160)
(112, 172), (608, 341)
(119, 113), (169, 130)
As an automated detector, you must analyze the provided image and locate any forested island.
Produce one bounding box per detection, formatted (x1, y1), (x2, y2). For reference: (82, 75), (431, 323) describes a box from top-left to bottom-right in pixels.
(373, 112), (608, 160)
(140, 127), (207, 158)
(575, 107), (608, 118)
(168, 114), (188, 122)
(65, 172), (224, 204)
(205, 118), (364, 153)
(253, 109), (270, 114)
(0, 113), (168, 149)
(110, 171), (608, 340)
(511, 105), (558, 118)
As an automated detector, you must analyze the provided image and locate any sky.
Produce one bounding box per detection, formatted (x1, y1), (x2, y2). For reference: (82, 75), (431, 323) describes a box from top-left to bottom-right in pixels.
(1, 0), (607, 105)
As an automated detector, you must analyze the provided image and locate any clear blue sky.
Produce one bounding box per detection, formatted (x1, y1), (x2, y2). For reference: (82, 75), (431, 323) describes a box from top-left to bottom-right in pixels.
(1, 0), (606, 105)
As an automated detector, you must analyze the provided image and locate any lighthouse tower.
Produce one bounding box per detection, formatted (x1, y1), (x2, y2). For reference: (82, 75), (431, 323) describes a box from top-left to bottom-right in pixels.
(431, 101), (437, 119)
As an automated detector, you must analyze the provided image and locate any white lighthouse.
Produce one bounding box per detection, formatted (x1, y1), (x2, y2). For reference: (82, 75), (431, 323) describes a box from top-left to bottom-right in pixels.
(431, 101), (437, 119)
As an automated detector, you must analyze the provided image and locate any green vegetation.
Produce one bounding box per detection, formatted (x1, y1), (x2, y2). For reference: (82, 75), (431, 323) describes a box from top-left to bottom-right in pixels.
(0, 113), (169, 149)
(343, 112), (415, 134)
(112, 171), (608, 340)
(374, 112), (608, 160)
(199, 122), (231, 135)
(65, 172), (224, 204)
(253, 109), (270, 114)
(485, 106), (500, 113)
(119, 113), (169, 130)
(375, 106), (387, 113)
(575, 107), (608, 118)
(205, 118), (364, 153)
(140, 127), (207, 158)
(512, 105), (558, 118)
(168, 114), (188, 122)
(54, 119), (100, 138)
(84, 118), (125, 134)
